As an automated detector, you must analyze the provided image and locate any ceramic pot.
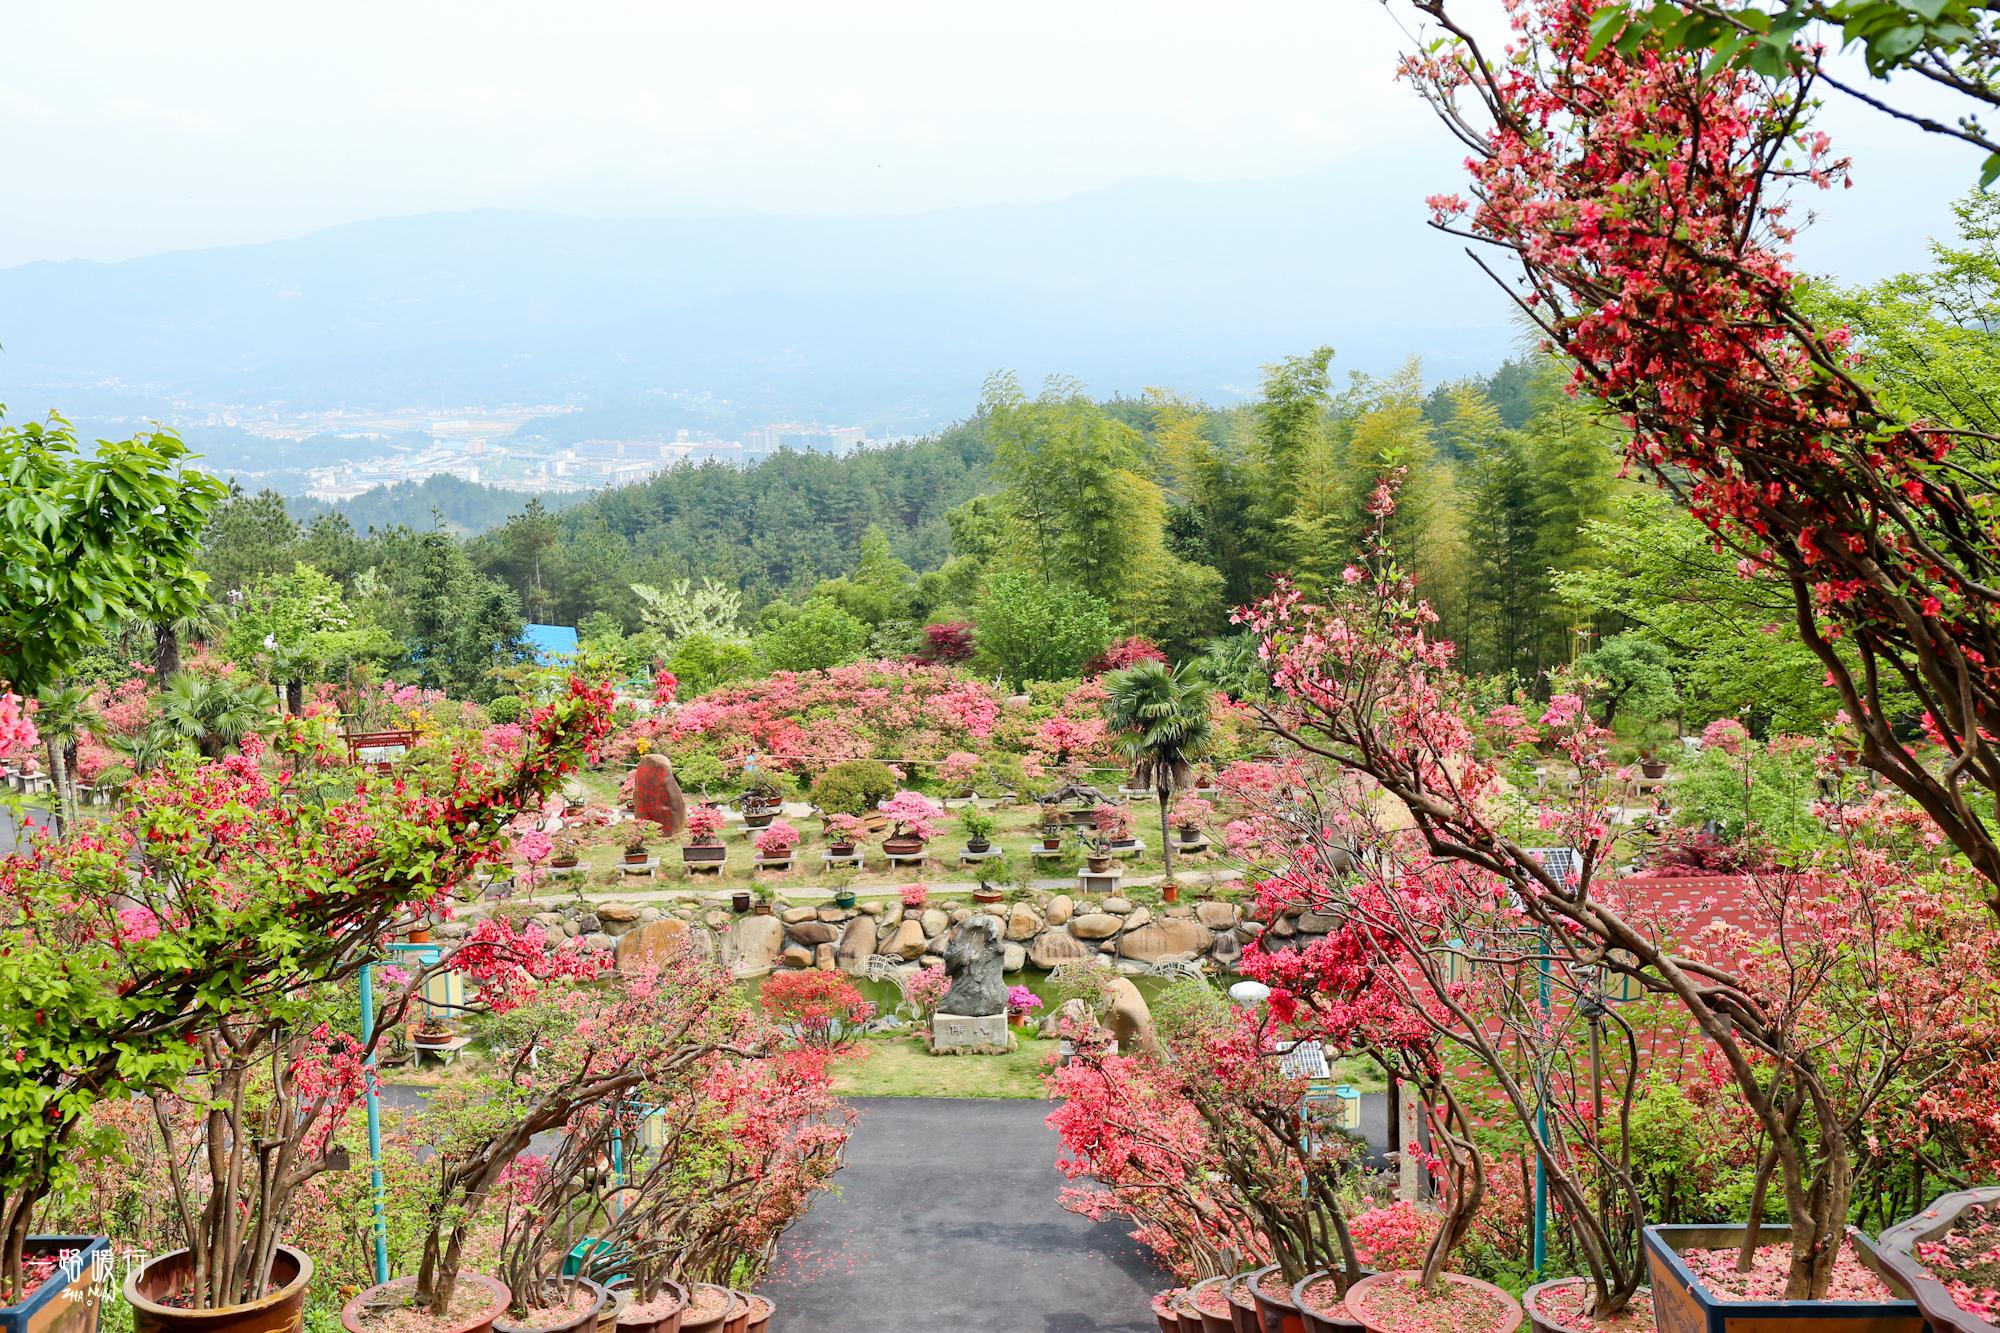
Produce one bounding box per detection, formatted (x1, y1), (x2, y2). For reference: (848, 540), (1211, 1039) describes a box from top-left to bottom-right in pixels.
(719, 1290), (748, 1333)
(492, 1280), (605, 1333)
(833, 891), (857, 908)
(1340, 1272), (1522, 1333)
(682, 845), (726, 867)
(729, 890), (752, 913)
(828, 841), (857, 857)
(1642, 1224), (1921, 1333)
(1288, 1271), (1366, 1333)
(1874, 1192), (2000, 1333)
(1087, 855), (1113, 874)
(966, 838), (992, 853)
(1640, 759), (1669, 779)
(882, 835), (926, 856)
(608, 1280), (685, 1333)
(1163, 883), (1180, 904)
(338, 1275), (510, 1333)
(1518, 1278), (1653, 1333)
(973, 889), (1003, 904)
(1189, 1277), (1237, 1333)
(673, 1286), (736, 1333)
(1224, 1275), (1262, 1333)
(622, 852), (648, 865)
(738, 1293), (772, 1333)
(1247, 1265), (1304, 1333)
(128, 1244), (314, 1333)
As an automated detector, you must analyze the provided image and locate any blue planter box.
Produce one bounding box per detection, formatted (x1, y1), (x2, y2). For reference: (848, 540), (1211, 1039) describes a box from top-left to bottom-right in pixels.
(1642, 1225), (1923, 1333)
(0, 1237), (109, 1333)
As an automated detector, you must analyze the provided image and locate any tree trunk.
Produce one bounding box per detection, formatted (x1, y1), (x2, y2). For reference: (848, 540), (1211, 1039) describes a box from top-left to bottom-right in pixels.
(285, 680), (303, 716)
(155, 622), (181, 679)
(44, 739), (69, 835)
(1157, 780), (1174, 883)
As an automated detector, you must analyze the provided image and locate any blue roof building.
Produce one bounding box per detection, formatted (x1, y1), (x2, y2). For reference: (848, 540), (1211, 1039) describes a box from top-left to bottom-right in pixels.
(522, 623), (580, 663)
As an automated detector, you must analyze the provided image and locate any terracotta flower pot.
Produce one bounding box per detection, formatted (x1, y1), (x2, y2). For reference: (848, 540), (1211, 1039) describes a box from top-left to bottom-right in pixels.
(493, 1280), (606, 1333)
(828, 841), (857, 857)
(1163, 883), (1180, 904)
(1190, 1277), (1238, 1333)
(720, 1290), (749, 1333)
(1874, 1191), (2000, 1333)
(552, 857), (580, 870)
(1153, 1290), (1188, 1333)
(1519, 1278), (1653, 1333)
(882, 835), (926, 857)
(1640, 759), (1669, 779)
(4, 1235), (110, 1333)
(408, 927), (433, 943)
(972, 888), (1003, 905)
(622, 852), (649, 865)
(673, 1286), (736, 1333)
(414, 1028), (458, 1048)
(128, 1244), (314, 1333)
(1289, 1272), (1366, 1333)
(339, 1275), (511, 1333)
(609, 1281), (685, 1333)
(1041, 836), (1063, 850)
(1225, 1275), (1263, 1333)
(729, 890), (752, 913)
(1087, 855), (1113, 874)
(1340, 1272), (1522, 1333)
(738, 1293), (772, 1333)
(1247, 1265), (1305, 1333)
(1642, 1224), (1921, 1333)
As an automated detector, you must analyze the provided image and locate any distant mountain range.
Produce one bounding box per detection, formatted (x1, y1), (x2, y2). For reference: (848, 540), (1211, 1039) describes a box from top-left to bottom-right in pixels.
(0, 146), (1959, 450)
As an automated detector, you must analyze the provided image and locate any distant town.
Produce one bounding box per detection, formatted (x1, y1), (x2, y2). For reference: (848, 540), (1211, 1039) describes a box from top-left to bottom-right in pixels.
(190, 404), (878, 501)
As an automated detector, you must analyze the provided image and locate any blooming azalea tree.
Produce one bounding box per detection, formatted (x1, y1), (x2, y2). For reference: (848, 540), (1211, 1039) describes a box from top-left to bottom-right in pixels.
(878, 789), (943, 842)
(0, 675), (616, 1296)
(760, 970), (875, 1051)
(1403, 0), (2000, 911)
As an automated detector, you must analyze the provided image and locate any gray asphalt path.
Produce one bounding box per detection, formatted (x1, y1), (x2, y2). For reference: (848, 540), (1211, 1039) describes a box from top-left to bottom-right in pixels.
(763, 1097), (1168, 1333)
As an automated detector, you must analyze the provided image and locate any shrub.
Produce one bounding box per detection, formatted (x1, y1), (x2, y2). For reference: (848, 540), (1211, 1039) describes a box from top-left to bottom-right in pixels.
(904, 963), (950, 1018)
(760, 970), (874, 1051)
(1006, 985), (1043, 1017)
(1093, 803), (1135, 840)
(1169, 796), (1213, 829)
(1348, 1201), (1439, 1272)
(810, 759), (900, 816)
(754, 820), (800, 858)
(485, 695), (524, 724)
(684, 804), (726, 844)
(823, 813), (869, 846)
(901, 883), (930, 909)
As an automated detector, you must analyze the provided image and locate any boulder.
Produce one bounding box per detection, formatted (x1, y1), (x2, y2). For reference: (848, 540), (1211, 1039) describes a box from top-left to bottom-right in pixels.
(578, 913), (602, 934)
(788, 921), (837, 947)
(1269, 915), (1298, 938)
(921, 908), (949, 938)
(730, 914), (787, 974)
(1196, 900), (1240, 930)
(1117, 919), (1215, 963)
(886, 918), (928, 960)
(1103, 897), (1134, 915)
(950, 907), (972, 924)
(632, 754), (686, 835)
(816, 906), (847, 923)
(1299, 911), (1344, 934)
(1209, 931), (1243, 969)
(1030, 929), (1093, 969)
(1070, 913), (1122, 940)
(877, 919), (901, 944)
(1006, 903), (1042, 941)
(1003, 942), (1027, 972)
(937, 916), (1007, 1017)
(1045, 894), (1075, 926)
(597, 903), (640, 924)
(836, 918), (876, 973)
(781, 944), (814, 969)
(615, 917), (691, 975)
(1104, 977), (1156, 1055)
(638, 906), (662, 924)
(781, 906), (818, 925)
(814, 943), (837, 970)
(860, 901), (884, 916)
(1121, 907), (1150, 933)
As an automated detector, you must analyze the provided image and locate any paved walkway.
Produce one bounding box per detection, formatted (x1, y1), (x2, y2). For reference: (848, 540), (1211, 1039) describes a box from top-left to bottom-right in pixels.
(763, 1098), (1168, 1333)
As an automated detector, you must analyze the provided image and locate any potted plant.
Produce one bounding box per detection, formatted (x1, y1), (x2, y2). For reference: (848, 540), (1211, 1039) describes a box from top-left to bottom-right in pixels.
(750, 884), (776, 916)
(414, 1015), (458, 1049)
(972, 871), (1005, 906)
(1095, 802), (1137, 850)
(736, 775), (785, 830)
(621, 834), (650, 866)
(753, 820), (799, 870)
(1162, 879), (1181, 906)
(680, 804), (727, 870)
(551, 837), (582, 870)
(740, 1293), (773, 1333)
(959, 806), (998, 854)
(878, 790), (943, 857)
(1876, 1187), (2000, 1333)
(1038, 804), (1066, 851)
(490, 1126), (609, 1333)
(343, 941), (740, 1333)
(1006, 985), (1042, 1030)
(1187, 1277), (1238, 1333)
(1171, 796), (1213, 845)
(832, 888), (858, 909)
(1152, 1290), (1189, 1333)
(823, 813), (868, 858)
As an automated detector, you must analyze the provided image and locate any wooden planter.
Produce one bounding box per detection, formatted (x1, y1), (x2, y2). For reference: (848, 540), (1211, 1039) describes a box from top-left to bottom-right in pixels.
(2, 1236), (110, 1333)
(1642, 1225), (1922, 1333)
(1876, 1186), (2000, 1333)
(682, 844), (726, 869)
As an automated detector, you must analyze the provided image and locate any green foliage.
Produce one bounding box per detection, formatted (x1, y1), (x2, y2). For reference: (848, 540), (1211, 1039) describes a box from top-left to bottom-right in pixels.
(662, 631), (759, 698)
(754, 598), (870, 672)
(1674, 739), (1829, 852)
(974, 572), (1115, 688)
(809, 759), (900, 815)
(486, 695), (524, 724)
(0, 416), (226, 695)
(1575, 632), (1680, 725)
(957, 806), (998, 842)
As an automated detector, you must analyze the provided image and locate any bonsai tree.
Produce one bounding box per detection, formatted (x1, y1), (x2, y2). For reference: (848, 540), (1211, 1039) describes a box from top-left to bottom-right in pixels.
(393, 946), (747, 1322)
(1169, 796), (1213, 839)
(1101, 659), (1215, 880)
(0, 678), (616, 1297)
(1093, 803), (1135, 845)
(755, 819), (800, 860)
(823, 813), (869, 851)
(958, 806), (998, 849)
(878, 789), (943, 844)
(682, 803), (726, 846)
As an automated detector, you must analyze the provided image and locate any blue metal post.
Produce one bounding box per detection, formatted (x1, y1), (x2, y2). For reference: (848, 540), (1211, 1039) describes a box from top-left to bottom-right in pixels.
(1533, 935), (1550, 1275)
(359, 962), (391, 1285)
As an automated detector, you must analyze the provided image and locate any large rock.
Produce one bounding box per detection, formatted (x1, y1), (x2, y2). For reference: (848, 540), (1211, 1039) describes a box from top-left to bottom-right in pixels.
(1045, 894), (1075, 926)
(781, 944), (813, 969)
(836, 918), (876, 973)
(1104, 976), (1156, 1055)
(921, 908), (949, 938)
(1003, 942), (1026, 972)
(1070, 913), (1122, 940)
(1103, 897), (1134, 915)
(615, 918), (690, 975)
(788, 921), (837, 947)
(1210, 931), (1244, 969)
(781, 906), (818, 925)
(597, 903), (640, 925)
(816, 906), (848, 923)
(1006, 903), (1041, 941)
(632, 754), (686, 835)
(937, 915), (1007, 1017)
(730, 914), (787, 974)
(886, 919), (928, 960)
(1196, 900), (1240, 930)
(814, 943), (837, 970)
(1298, 912), (1344, 934)
(1122, 907), (1151, 933)
(1117, 919), (1215, 963)
(1029, 929), (1093, 969)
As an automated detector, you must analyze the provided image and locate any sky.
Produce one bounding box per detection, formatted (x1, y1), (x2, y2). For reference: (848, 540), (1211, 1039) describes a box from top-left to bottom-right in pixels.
(0, 1), (1976, 276)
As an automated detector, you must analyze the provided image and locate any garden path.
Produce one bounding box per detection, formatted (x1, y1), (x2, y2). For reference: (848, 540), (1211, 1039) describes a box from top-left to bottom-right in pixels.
(762, 1097), (1165, 1332)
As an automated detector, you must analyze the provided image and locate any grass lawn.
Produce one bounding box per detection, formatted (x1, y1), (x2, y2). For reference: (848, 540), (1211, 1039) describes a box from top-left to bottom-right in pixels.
(831, 1031), (1058, 1099)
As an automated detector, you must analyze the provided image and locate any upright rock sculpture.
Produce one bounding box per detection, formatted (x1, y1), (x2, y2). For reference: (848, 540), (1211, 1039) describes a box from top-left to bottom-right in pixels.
(930, 913), (1011, 1053)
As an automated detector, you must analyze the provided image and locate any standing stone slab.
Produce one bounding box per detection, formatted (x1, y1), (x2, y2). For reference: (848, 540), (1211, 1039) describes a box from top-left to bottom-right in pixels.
(632, 754), (686, 836)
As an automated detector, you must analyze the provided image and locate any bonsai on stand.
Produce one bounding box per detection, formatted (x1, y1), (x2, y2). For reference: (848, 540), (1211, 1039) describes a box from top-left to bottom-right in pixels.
(679, 804), (728, 874)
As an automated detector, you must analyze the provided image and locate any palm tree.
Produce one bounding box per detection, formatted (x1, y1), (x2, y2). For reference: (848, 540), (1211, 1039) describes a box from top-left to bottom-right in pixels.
(153, 602), (228, 679)
(33, 684), (90, 833)
(1101, 660), (1214, 882)
(152, 672), (277, 760)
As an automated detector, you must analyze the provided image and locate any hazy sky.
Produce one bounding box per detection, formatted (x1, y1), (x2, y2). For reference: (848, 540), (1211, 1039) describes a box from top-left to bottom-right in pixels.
(0, 0), (1977, 272)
